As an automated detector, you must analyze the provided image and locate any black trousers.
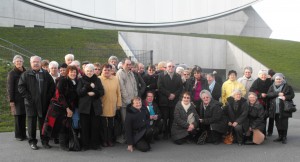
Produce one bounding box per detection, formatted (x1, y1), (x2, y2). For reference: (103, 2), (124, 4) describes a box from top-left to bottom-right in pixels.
(200, 125), (223, 143)
(14, 114), (26, 139)
(27, 116), (48, 144)
(100, 116), (114, 142)
(135, 129), (153, 152)
(160, 106), (175, 135)
(267, 117), (275, 134)
(275, 114), (289, 131)
(80, 111), (101, 149)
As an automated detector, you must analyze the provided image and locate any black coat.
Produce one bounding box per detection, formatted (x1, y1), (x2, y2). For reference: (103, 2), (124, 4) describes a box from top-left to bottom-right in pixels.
(133, 72), (146, 98)
(211, 82), (222, 101)
(77, 75), (104, 115)
(247, 101), (265, 132)
(158, 72), (183, 107)
(7, 67), (26, 115)
(18, 69), (55, 117)
(143, 100), (162, 127)
(56, 76), (78, 110)
(250, 78), (272, 107)
(142, 74), (158, 94)
(223, 97), (248, 128)
(125, 105), (150, 145)
(198, 100), (227, 134)
(267, 83), (295, 118)
(185, 77), (209, 102)
(171, 102), (199, 141)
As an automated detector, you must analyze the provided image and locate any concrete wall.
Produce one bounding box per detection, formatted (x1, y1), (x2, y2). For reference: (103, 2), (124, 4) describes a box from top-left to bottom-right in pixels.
(119, 31), (269, 79)
(0, 0), (271, 38)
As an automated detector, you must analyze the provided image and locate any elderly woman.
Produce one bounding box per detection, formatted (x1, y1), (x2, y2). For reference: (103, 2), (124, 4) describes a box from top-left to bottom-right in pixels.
(267, 73), (295, 144)
(65, 54), (74, 65)
(99, 64), (122, 147)
(42, 65), (78, 151)
(7, 55), (27, 141)
(142, 65), (158, 99)
(49, 61), (60, 83)
(185, 66), (209, 105)
(250, 70), (273, 136)
(125, 97), (152, 152)
(171, 92), (199, 145)
(198, 90), (227, 145)
(245, 92), (265, 145)
(93, 62), (102, 76)
(222, 70), (246, 106)
(223, 89), (248, 145)
(77, 64), (104, 150)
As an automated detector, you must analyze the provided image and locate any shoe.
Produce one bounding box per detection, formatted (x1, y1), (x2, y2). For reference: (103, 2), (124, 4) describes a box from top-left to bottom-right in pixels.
(282, 137), (287, 144)
(273, 137), (283, 142)
(30, 143), (38, 150)
(54, 138), (59, 144)
(42, 143), (52, 149)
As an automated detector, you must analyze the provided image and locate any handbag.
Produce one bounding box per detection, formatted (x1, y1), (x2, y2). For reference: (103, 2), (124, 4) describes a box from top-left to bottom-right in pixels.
(284, 100), (297, 113)
(223, 130), (234, 145)
(197, 131), (208, 145)
(69, 119), (81, 151)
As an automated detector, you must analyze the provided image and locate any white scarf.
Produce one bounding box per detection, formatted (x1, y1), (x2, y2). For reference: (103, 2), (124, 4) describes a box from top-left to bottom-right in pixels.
(181, 101), (191, 112)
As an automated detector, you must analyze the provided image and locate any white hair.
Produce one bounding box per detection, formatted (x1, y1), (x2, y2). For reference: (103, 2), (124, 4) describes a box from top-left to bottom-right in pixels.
(231, 89), (242, 97)
(30, 56), (41, 62)
(70, 60), (80, 67)
(49, 61), (59, 68)
(12, 55), (24, 63)
(176, 67), (184, 74)
(64, 54), (74, 61)
(84, 63), (95, 71)
(200, 90), (212, 99)
(258, 70), (268, 76)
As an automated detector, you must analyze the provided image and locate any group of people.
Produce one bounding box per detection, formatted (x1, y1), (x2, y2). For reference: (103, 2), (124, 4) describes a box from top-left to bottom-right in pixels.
(7, 54), (295, 152)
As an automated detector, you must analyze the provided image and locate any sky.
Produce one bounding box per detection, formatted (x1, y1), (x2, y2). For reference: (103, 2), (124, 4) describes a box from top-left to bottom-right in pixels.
(253, 0), (300, 42)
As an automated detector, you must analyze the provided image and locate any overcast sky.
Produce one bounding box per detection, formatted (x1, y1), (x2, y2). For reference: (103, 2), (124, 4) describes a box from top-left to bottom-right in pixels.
(253, 0), (300, 42)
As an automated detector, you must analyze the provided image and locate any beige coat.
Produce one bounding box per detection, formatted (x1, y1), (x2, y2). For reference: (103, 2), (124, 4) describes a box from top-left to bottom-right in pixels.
(99, 75), (122, 117)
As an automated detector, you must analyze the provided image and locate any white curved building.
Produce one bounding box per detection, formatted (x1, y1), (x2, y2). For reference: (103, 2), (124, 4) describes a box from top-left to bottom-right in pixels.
(0, 0), (271, 37)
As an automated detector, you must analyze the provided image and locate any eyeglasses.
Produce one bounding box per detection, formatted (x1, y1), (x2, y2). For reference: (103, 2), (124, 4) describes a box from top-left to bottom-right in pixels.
(183, 97), (190, 99)
(183, 74), (190, 76)
(95, 68), (101, 70)
(168, 66), (175, 68)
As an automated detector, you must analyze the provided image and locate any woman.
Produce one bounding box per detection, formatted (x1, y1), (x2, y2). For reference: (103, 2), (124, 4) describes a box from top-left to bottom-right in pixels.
(185, 66), (209, 105)
(222, 70), (246, 106)
(125, 97), (152, 152)
(223, 89), (248, 145)
(250, 70), (273, 136)
(99, 64), (122, 147)
(49, 61), (60, 84)
(267, 73), (295, 144)
(198, 90), (227, 145)
(143, 91), (163, 140)
(7, 55), (26, 141)
(142, 65), (158, 100)
(171, 92), (199, 145)
(77, 64), (104, 150)
(245, 92), (265, 145)
(42, 65), (78, 150)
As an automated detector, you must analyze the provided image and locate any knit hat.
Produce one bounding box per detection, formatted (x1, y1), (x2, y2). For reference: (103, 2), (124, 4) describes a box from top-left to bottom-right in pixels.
(273, 73), (285, 80)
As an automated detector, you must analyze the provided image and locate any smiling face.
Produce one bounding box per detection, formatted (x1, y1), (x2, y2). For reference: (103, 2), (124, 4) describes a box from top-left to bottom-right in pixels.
(14, 58), (23, 69)
(85, 68), (94, 78)
(102, 67), (111, 78)
(259, 73), (267, 81)
(30, 57), (41, 71)
(166, 62), (175, 73)
(275, 77), (283, 85)
(244, 69), (252, 78)
(50, 66), (58, 76)
(132, 98), (142, 110)
(201, 93), (211, 105)
(248, 93), (257, 105)
(182, 93), (191, 105)
(68, 69), (77, 80)
(233, 92), (242, 101)
(228, 73), (236, 81)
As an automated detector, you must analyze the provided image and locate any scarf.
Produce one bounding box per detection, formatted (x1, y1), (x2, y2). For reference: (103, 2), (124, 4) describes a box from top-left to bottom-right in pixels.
(147, 102), (155, 116)
(273, 83), (284, 114)
(181, 101), (191, 112)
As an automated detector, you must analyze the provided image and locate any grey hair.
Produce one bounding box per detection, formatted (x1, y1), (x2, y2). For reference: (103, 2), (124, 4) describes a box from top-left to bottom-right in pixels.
(244, 66), (253, 73)
(84, 63), (95, 71)
(64, 54), (74, 61)
(231, 89), (242, 96)
(248, 92), (258, 99)
(206, 73), (215, 78)
(176, 67), (184, 74)
(30, 56), (41, 62)
(108, 56), (118, 62)
(12, 55), (24, 63)
(200, 90), (212, 99)
(70, 60), (80, 67)
(49, 61), (59, 68)
(258, 70), (268, 76)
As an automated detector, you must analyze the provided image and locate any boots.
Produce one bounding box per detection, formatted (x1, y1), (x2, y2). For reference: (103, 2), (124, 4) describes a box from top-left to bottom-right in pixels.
(281, 130), (287, 144)
(273, 130), (283, 142)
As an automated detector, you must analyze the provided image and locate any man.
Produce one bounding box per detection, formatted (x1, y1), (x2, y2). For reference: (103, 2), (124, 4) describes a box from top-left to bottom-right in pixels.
(237, 66), (255, 97)
(116, 58), (138, 143)
(157, 61), (183, 139)
(137, 63), (146, 77)
(18, 56), (55, 150)
(108, 56), (119, 70)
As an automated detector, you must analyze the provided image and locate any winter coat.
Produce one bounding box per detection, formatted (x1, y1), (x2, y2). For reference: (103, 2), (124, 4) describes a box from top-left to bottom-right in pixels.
(77, 75), (104, 115)
(133, 72), (146, 98)
(142, 74), (158, 95)
(198, 100), (227, 134)
(157, 71), (183, 107)
(185, 77), (209, 102)
(249, 78), (272, 107)
(267, 83), (295, 118)
(171, 102), (199, 141)
(223, 97), (248, 128)
(125, 105), (150, 145)
(7, 67), (26, 115)
(221, 80), (246, 106)
(247, 101), (265, 132)
(18, 69), (55, 117)
(211, 82), (222, 101)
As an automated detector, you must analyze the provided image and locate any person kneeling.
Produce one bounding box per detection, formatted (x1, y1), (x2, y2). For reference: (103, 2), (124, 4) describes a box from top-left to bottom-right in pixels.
(126, 97), (153, 152)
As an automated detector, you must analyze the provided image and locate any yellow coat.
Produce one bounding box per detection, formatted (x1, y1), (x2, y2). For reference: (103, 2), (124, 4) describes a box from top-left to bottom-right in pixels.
(99, 75), (122, 117)
(221, 80), (246, 106)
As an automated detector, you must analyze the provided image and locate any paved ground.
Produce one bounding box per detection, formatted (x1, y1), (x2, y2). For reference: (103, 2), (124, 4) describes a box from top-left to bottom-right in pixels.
(1, 94), (300, 162)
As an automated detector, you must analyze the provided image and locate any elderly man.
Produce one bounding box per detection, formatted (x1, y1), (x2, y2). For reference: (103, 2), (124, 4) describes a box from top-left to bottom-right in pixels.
(158, 61), (183, 139)
(18, 56), (55, 150)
